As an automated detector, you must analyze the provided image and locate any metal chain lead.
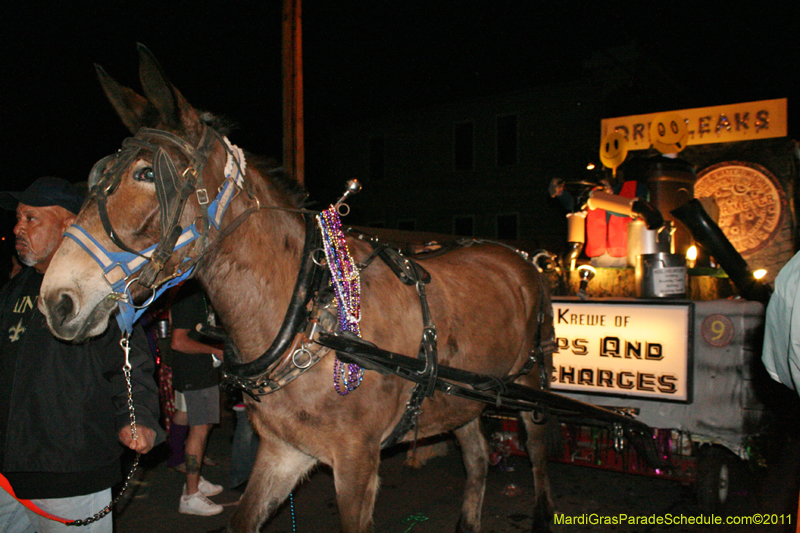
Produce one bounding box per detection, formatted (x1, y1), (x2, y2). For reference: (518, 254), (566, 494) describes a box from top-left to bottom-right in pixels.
(67, 453), (140, 526)
(120, 334), (138, 440)
(66, 334), (140, 526)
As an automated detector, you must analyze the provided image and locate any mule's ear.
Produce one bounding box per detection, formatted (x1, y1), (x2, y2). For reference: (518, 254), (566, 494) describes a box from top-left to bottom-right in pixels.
(96, 64), (155, 134)
(136, 43), (202, 137)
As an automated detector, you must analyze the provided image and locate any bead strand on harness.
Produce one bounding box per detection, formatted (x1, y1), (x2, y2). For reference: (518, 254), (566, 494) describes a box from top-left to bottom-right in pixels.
(317, 205), (364, 395)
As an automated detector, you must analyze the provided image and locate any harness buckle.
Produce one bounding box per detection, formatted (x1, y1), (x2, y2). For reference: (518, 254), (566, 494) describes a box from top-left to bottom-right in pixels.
(106, 291), (130, 303)
(182, 165), (198, 180)
(196, 188), (210, 205)
(415, 280), (426, 296)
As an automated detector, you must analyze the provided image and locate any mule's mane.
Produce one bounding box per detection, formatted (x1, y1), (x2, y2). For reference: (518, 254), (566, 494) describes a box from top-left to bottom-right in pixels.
(199, 111), (234, 136)
(251, 155), (309, 209)
(198, 111), (308, 209)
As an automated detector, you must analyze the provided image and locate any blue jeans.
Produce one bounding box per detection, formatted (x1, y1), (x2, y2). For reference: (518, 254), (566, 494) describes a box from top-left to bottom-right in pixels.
(0, 486), (112, 533)
(230, 408), (259, 488)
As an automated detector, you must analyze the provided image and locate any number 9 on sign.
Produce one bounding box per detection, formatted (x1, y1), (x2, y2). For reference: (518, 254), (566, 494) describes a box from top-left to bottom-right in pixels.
(701, 314), (734, 347)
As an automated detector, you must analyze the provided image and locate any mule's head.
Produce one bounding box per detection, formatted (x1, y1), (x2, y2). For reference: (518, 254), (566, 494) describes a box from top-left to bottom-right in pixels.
(40, 45), (234, 342)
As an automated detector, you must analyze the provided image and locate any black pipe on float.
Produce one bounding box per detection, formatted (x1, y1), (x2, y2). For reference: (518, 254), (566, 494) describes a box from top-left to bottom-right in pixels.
(631, 199), (664, 230)
(670, 199), (772, 304)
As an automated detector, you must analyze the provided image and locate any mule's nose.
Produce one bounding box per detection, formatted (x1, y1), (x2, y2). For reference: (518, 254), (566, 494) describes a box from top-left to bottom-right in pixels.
(52, 293), (76, 326)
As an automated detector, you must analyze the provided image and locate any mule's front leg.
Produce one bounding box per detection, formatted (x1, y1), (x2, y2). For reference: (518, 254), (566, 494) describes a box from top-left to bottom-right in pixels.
(332, 442), (381, 533)
(453, 418), (489, 533)
(228, 436), (317, 533)
(521, 412), (554, 532)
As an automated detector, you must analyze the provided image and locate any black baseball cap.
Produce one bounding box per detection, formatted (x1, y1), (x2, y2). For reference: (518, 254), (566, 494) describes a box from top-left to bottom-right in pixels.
(0, 177), (86, 215)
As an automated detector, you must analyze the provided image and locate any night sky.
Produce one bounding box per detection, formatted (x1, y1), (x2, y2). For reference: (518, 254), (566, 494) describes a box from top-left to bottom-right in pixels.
(2, 3), (798, 197)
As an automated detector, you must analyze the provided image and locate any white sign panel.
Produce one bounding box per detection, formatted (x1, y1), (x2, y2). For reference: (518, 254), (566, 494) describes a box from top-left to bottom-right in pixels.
(551, 300), (692, 401)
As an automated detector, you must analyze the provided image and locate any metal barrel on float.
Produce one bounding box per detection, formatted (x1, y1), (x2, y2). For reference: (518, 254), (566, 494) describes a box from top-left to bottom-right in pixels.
(615, 155), (696, 255)
(670, 199), (772, 304)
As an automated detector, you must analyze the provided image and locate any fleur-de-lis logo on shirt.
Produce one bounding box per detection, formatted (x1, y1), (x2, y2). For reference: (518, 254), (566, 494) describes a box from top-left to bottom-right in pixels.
(8, 318), (25, 342)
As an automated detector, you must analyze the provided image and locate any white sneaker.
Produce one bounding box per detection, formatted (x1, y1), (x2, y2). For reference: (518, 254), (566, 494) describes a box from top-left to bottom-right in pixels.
(198, 476), (223, 497)
(179, 491), (224, 516)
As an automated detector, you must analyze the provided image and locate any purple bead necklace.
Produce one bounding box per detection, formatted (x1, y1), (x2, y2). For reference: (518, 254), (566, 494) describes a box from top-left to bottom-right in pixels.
(317, 206), (364, 395)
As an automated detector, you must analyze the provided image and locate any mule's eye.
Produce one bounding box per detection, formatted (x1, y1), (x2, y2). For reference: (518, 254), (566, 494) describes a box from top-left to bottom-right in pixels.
(134, 167), (156, 183)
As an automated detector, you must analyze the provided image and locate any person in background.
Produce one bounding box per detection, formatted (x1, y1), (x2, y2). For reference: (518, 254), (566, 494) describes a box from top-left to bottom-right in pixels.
(153, 305), (183, 470)
(761, 251), (800, 531)
(763, 250), (800, 391)
(169, 280), (226, 516)
(0, 177), (164, 533)
(229, 392), (259, 492)
(1, 239), (22, 280)
(8, 255), (21, 279)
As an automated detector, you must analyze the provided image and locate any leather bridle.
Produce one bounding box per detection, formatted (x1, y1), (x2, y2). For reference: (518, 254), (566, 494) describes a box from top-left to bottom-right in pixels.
(66, 125), (257, 333)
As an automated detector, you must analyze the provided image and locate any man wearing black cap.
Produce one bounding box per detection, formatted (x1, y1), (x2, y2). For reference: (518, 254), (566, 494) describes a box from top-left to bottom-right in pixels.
(0, 177), (164, 532)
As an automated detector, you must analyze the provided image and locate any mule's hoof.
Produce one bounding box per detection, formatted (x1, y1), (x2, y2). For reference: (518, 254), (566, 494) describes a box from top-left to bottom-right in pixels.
(455, 515), (480, 533)
(530, 509), (553, 532)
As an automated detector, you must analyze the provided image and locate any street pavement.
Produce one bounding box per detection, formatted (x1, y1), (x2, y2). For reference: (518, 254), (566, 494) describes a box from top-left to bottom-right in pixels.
(111, 413), (799, 533)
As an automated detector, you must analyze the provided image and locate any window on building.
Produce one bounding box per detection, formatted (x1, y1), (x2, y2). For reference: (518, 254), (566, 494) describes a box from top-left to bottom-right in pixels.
(454, 216), (474, 237)
(369, 136), (385, 182)
(454, 121), (474, 171)
(497, 114), (517, 167)
(398, 219), (416, 231)
(496, 213), (518, 240)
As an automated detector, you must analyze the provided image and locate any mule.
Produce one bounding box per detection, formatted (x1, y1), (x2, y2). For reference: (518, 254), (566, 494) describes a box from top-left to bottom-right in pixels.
(39, 45), (555, 533)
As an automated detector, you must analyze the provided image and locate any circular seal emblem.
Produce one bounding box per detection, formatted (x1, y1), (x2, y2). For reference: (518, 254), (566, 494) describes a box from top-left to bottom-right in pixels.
(701, 314), (735, 348)
(695, 161), (786, 256)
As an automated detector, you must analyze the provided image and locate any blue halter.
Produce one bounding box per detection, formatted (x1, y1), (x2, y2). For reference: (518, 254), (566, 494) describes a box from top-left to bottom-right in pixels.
(64, 223), (199, 334)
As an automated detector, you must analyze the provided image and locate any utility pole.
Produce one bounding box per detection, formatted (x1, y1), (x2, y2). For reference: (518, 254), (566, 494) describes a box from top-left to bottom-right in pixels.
(282, 0), (304, 185)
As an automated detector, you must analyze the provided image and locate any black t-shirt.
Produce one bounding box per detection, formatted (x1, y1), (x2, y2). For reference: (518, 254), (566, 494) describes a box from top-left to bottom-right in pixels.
(169, 283), (219, 391)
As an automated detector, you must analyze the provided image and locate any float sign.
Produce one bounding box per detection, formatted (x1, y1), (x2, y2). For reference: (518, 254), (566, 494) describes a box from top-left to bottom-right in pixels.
(551, 300), (691, 401)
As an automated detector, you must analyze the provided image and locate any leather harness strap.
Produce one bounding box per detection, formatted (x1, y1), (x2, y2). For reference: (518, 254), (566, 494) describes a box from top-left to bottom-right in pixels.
(222, 213), (325, 386)
(370, 243), (438, 449)
(222, 229), (553, 449)
(90, 127), (219, 289)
